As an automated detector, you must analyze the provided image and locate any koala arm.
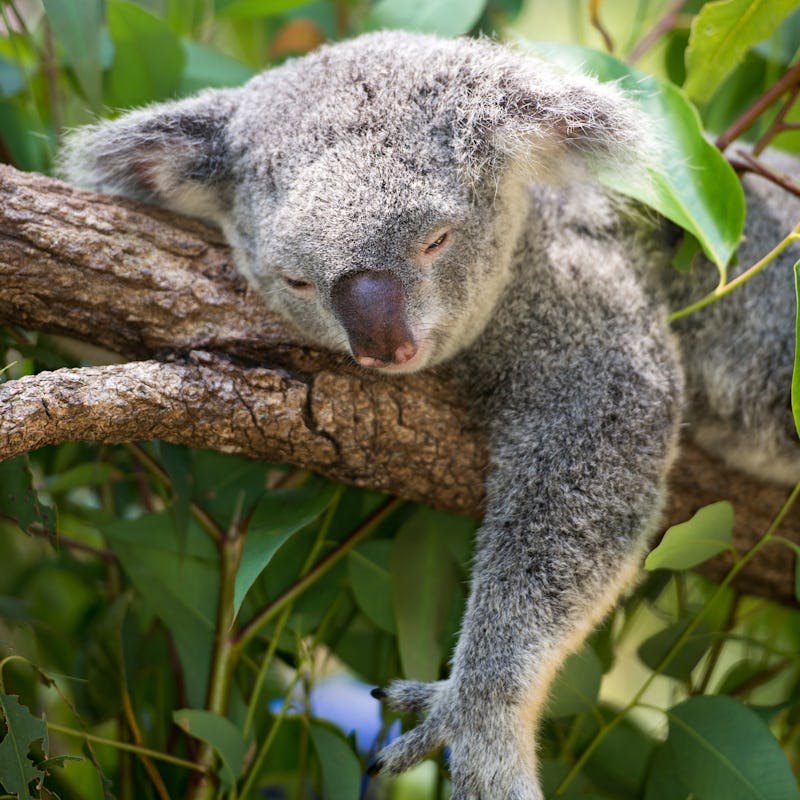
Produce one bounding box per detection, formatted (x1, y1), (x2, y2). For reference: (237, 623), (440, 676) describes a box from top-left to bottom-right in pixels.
(371, 254), (683, 799)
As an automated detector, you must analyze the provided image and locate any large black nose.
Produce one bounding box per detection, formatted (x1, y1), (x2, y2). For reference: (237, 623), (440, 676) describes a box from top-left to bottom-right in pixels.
(331, 270), (417, 367)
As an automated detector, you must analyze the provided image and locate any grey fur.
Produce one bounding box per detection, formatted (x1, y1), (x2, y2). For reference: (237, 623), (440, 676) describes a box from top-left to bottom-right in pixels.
(59, 31), (800, 799)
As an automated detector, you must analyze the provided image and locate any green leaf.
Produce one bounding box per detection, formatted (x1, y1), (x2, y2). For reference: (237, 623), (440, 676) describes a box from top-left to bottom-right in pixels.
(173, 709), (246, 789)
(44, 463), (115, 494)
(42, 0), (103, 108)
(0, 456), (56, 534)
(645, 501), (734, 571)
(391, 509), (459, 681)
(684, 0), (799, 104)
(644, 745), (690, 800)
(102, 513), (218, 705)
(0, 57), (24, 98)
(215, 0), (316, 17)
(309, 722), (361, 800)
(234, 481), (338, 616)
(0, 693), (48, 800)
(637, 619), (711, 680)
(180, 40), (255, 94)
(666, 695), (800, 800)
(546, 644), (603, 718)
(348, 541), (396, 634)
(364, 0), (488, 37)
(528, 43), (745, 272)
(106, 0), (186, 109)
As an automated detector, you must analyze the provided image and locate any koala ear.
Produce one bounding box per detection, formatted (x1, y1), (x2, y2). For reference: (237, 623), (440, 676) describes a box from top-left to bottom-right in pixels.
(455, 50), (648, 188)
(58, 87), (242, 221)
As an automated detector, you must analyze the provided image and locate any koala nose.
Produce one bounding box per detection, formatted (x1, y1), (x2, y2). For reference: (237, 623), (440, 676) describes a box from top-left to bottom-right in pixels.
(331, 270), (417, 367)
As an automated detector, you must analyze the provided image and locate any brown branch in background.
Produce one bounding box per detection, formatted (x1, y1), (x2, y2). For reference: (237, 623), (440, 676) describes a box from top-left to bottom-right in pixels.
(626, 0), (688, 64)
(754, 83), (800, 157)
(729, 150), (800, 198)
(588, 0), (614, 54)
(716, 60), (800, 151)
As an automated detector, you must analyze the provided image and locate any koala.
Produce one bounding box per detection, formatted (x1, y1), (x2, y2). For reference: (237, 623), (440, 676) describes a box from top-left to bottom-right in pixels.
(59, 31), (800, 800)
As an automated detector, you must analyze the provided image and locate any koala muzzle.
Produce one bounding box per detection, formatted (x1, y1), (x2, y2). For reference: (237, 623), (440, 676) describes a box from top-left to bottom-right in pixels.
(331, 270), (417, 368)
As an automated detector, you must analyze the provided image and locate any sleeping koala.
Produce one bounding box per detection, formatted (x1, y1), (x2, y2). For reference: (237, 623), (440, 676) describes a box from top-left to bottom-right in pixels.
(60, 31), (800, 799)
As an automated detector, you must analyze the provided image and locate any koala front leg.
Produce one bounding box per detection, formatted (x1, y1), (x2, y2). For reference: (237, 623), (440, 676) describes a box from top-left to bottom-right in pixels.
(369, 318), (682, 799)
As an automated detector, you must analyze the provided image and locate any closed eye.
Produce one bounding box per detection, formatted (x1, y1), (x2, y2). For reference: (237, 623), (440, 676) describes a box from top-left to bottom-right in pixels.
(425, 230), (449, 253)
(283, 275), (315, 293)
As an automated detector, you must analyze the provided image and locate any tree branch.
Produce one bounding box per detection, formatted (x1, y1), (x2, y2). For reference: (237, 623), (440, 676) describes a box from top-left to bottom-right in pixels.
(0, 165), (797, 603)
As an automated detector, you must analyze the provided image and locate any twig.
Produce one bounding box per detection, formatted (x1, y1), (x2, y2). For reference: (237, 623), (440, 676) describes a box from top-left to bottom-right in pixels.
(627, 0), (688, 64)
(730, 150), (800, 198)
(588, 0), (614, 54)
(717, 60), (800, 151)
(754, 83), (800, 156)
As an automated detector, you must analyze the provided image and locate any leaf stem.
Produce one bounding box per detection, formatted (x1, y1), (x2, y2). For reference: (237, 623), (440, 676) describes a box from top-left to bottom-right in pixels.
(668, 225), (800, 322)
(47, 722), (206, 773)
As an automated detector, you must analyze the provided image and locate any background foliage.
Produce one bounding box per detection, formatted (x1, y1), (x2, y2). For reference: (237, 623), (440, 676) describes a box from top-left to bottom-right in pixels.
(2, 0), (800, 798)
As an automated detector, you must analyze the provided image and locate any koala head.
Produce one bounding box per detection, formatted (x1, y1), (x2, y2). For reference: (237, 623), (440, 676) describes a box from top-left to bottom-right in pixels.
(60, 32), (643, 373)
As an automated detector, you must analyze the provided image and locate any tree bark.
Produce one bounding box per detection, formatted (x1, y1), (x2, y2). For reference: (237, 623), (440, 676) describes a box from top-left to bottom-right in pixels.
(0, 164), (797, 603)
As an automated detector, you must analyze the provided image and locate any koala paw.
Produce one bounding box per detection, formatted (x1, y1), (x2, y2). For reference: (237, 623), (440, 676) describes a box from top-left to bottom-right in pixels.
(368, 679), (543, 800)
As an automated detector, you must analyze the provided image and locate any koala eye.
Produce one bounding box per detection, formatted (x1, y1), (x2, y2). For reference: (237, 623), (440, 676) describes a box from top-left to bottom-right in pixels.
(424, 230), (450, 253)
(283, 275), (315, 294)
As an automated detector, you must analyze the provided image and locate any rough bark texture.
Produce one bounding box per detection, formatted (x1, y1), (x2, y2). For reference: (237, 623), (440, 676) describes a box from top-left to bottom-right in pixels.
(0, 165), (797, 603)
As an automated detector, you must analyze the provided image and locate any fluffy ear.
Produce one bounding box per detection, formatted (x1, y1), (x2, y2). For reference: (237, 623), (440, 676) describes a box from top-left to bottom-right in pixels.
(58, 87), (242, 220)
(454, 47), (649, 189)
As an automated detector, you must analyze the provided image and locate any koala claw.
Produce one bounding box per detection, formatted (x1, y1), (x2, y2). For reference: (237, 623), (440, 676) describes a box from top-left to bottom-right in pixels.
(369, 679), (543, 799)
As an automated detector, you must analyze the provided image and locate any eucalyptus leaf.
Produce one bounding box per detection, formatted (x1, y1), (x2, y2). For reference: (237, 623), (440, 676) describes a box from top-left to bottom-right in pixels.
(215, 0), (315, 16)
(234, 481), (338, 616)
(180, 40), (255, 94)
(0, 693), (48, 800)
(348, 540), (396, 634)
(106, 0), (186, 109)
(546, 644), (603, 718)
(792, 259), (800, 440)
(645, 501), (734, 571)
(173, 709), (246, 788)
(309, 722), (362, 800)
(684, 0), (799, 103)
(42, 0), (103, 108)
(637, 619), (712, 679)
(391, 509), (459, 681)
(666, 695), (800, 800)
(527, 42), (745, 272)
(103, 513), (218, 705)
(364, 0), (488, 37)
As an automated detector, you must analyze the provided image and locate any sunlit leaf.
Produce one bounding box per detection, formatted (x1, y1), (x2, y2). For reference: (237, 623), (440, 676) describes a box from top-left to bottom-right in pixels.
(527, 42), (745, 272)
(364, 0), (488, 37)
(215, 0), (316, 17)
(645, 501), (734, 571)
(684, 0), (799, 103)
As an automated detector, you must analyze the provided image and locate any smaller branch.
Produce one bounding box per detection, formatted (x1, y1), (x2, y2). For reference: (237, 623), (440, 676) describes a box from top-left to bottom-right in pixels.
(626, 0), (688, 64)
(729, 150), (800, 198)
(47, 721), (207, 774)
(588, 0), (614, 54)
(754, 83), (800, 156)
(716, 60), (800, 151)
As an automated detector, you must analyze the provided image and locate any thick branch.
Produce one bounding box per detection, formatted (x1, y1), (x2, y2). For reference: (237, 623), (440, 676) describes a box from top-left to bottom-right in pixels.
(0, 165), (798, 603)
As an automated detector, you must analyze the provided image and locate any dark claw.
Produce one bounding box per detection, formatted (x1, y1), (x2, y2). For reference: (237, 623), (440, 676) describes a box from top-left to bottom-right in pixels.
(370, 686), (387, 700)
(366, 755), (383, 776)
